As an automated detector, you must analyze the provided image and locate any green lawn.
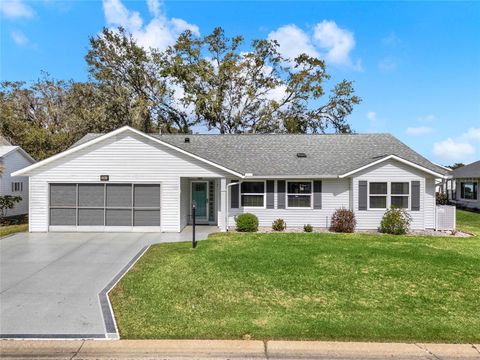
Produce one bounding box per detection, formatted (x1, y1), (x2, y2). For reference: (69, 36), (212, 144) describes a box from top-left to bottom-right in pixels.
(110, 210), (480, 342)
(457, 209), (480, 236)
(0, 223), (28, 237)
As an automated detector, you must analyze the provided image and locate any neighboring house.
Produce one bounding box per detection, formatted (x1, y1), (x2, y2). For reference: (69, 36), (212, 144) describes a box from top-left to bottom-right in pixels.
(443, 161), (479, 210)
(12, 126), (448, 233)
(0, 138), (36, 217)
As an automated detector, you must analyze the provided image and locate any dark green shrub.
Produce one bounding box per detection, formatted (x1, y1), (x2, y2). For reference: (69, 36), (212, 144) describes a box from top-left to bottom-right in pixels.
(272, 218), (286, 231)
(235, 213), (259, 232)
(330, 208), (356, 233)
(436, 192), (448, 205)
(304, 224), (313, 232)
(379, 207), (412, 235)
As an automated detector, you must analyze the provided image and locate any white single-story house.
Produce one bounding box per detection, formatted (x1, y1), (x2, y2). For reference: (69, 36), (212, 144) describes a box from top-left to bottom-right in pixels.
(12, 126), (448, 233)
(0, 138), (36, 217)
(441, 160), (479, 210)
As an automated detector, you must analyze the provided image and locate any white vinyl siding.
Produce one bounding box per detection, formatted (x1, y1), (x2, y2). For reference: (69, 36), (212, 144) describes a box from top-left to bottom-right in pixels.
(0, 150), (34, 216)
(352, 159), (429, 230)
(229, 178), (350, 228)
(28, 133), (228, 232)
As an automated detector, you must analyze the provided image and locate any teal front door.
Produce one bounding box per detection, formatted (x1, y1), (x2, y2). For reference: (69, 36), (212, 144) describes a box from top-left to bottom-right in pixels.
(191, 181), (208, 222)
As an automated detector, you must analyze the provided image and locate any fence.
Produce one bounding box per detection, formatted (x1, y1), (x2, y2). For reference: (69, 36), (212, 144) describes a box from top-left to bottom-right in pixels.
(435, 205), (456, 231)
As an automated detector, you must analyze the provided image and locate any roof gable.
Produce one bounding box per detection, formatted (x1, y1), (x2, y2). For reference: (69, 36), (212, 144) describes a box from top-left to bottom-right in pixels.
(450, 160), (480, 178)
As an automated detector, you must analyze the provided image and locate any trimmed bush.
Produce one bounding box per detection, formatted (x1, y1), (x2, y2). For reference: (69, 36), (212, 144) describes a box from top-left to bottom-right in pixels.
(304, 224), (313, 232)
(272, 218), (286, 231)
(330, 208), (356, 233)
(379, 207), (412, 235)
(436, 192), (448, 205)
(235, 213), (259, 232)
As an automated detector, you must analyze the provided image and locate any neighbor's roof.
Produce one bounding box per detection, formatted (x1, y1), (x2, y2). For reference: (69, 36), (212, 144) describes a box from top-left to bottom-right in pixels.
(0, 145), (19, 158)
(450, 160), (480, 178)
(71, 131), (447, 177)
(0, 145), (36, 163)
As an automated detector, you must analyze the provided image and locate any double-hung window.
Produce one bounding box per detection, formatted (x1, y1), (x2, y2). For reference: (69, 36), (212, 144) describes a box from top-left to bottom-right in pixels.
(461, 181), (478, 200)
(241, 181), (265, 207)
(287, 181), (312, 208)
(391, 182), (409, 208)
(369, 182), (387, 209)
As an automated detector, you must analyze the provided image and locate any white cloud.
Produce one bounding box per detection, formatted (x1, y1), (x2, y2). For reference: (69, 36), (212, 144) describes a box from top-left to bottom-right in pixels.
(366, 111), (377, 121)
(463, 127), (480, 142)
(418, 114), (437, 122)
(267, 24), (319, 60)
(406, 126), (432, 136)
(366, 111), (386, 132)
(267, 20), (361, 71)
(0, 0), (34, 18)
(432, 138), (475, 162)
(102, 0), (199, 50)
(313, 20), (360, 69)
(10, 30), (28, 45)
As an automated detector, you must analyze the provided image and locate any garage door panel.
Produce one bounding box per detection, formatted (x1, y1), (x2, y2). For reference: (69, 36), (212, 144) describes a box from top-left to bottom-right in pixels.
(106, 184), (132, 207)
(106, 209), (132, 226)
(50, 208), (76, 226)
(78, 184), (104, 207)
(134, 209), (160, 226)
(78, 208), (104, 226)
(134, 184), (160, 208)
(50, 184), (76, 207)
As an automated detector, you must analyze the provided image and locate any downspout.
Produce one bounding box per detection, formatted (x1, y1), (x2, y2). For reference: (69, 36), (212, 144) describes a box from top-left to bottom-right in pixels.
(225, 180), (242, 232)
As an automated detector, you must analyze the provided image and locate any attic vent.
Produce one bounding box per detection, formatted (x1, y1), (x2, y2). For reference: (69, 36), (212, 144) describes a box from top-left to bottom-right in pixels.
(184, 137), (190, 143)
(297, 153), (307, 158)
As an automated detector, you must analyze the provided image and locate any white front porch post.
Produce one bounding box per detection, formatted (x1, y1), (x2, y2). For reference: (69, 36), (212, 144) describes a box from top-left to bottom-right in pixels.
(219, 178), (227, 232)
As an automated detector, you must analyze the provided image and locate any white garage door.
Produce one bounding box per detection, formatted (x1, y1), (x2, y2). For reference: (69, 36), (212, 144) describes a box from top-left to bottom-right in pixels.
(49, 183), (160, 230)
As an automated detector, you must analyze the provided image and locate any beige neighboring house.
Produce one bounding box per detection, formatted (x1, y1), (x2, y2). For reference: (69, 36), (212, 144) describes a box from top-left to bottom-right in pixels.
(0, 136), (36, 217)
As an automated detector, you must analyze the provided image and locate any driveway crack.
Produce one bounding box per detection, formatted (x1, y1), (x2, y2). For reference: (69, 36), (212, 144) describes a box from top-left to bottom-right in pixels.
(472, 344), (480, 355)
(70, 340), (85, 359)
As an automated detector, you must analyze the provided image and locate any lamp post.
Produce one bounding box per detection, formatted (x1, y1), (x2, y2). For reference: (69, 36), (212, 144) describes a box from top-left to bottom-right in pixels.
(192, 200), (196, 248)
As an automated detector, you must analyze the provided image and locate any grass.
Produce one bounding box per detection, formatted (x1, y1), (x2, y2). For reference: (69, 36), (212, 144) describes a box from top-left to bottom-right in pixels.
(456, 209), (480, 236)
(110, 210), (480, 342)
(0, 223), (28, 237)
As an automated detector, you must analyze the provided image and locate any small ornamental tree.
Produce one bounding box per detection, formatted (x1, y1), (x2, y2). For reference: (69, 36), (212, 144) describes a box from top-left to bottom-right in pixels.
(0, 195), (22, 220)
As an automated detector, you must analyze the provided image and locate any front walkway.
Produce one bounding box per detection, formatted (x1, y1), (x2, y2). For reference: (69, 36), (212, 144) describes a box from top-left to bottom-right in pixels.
(0, 227), (218, 339)
(1, 340), (479, 359)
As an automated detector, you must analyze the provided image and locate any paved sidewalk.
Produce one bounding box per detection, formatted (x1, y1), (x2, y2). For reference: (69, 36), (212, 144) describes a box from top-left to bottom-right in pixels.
(1, 340), (479, 359)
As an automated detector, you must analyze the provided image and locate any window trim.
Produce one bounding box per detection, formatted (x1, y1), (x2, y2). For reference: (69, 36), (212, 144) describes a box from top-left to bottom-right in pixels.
(240, 180), (266, 209)
(367, 181), (410, 210)
(460, 180), (478, 201)
(286, 180), (314, 209)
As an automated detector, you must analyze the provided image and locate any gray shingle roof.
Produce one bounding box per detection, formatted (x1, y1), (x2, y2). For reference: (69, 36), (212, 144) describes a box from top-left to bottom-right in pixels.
(71, 132), (448, 177)
(450, 160), (480, 178)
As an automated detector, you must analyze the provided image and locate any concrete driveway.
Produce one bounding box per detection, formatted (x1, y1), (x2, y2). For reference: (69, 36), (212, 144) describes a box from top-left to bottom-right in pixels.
(0, 227), (216, 339)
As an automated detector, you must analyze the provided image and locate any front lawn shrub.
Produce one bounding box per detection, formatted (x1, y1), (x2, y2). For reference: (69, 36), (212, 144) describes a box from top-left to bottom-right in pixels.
(436, 192), (448, 205)
(379, 207), (412, 235)
(330, 208), (356, 233)
(235, 213), (259, 232)
(304, 224), (313, 232)
(272, 218), (286, 231)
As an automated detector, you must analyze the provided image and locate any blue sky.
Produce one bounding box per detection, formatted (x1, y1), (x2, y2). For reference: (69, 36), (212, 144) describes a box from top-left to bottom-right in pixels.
(1, 0), (479, 166)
